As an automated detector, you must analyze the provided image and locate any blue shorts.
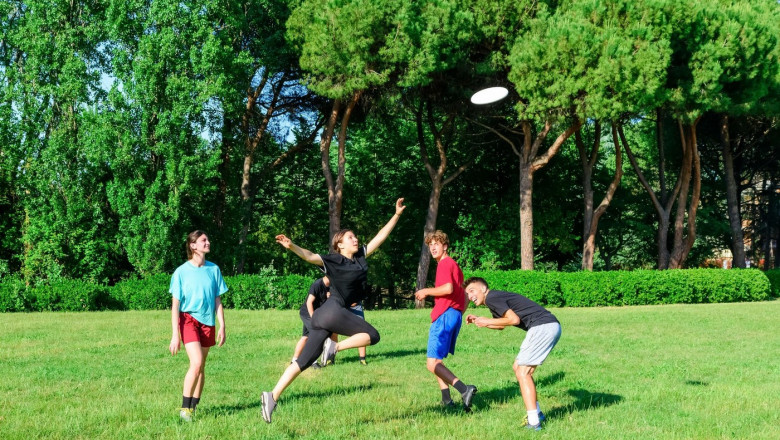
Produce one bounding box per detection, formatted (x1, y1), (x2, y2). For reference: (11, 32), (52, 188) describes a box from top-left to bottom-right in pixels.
(426, 307), (462, 359)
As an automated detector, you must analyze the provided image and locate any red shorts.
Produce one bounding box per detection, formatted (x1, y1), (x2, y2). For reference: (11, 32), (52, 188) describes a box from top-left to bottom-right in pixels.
(179, 312), (216, 347)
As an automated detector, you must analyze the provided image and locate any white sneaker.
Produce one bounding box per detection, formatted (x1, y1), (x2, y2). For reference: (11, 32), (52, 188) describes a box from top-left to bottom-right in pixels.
(179, 407), (193, 422)
(319, 339), (333, 365)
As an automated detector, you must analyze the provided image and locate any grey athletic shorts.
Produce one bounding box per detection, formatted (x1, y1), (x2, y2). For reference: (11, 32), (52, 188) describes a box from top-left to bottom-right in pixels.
(516, 322), (561, 366)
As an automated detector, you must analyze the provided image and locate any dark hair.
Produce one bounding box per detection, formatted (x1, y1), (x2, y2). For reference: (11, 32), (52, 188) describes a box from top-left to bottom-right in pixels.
(186, 230), (207, 259)
(463, 277), (488, 290)
(331, 229), (355, 253)
(424, 230), (449, 247)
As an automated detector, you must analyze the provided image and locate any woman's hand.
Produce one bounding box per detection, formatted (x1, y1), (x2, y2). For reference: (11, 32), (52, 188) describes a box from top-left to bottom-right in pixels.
(395, 198), (406, 216)
(275, 234), (292, 249)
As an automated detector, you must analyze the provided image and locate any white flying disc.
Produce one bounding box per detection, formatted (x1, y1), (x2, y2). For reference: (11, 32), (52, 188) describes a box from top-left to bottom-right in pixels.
(470, 87), (509, 105)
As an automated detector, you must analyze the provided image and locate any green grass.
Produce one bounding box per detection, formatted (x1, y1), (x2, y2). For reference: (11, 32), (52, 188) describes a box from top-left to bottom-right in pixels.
(2, 302), (779, 439)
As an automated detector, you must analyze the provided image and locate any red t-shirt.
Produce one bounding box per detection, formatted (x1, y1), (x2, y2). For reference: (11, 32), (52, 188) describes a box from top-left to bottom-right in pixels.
(430, 256), (466, 322)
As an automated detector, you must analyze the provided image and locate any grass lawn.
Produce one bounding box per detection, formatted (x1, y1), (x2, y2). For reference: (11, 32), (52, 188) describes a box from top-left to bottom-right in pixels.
(1, 301), (779, 439)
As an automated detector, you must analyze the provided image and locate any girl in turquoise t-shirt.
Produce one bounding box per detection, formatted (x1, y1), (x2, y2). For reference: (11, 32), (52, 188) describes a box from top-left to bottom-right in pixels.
(168, 230), (228, 422)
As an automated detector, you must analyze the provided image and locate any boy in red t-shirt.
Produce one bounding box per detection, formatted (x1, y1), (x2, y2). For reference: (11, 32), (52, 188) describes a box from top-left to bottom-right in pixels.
(414, 230), (477, 411)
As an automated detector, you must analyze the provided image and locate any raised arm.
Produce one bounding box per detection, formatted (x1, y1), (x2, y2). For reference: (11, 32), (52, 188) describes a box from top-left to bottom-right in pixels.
(366, 198), (406, 256)
(276, 234), (323, 266)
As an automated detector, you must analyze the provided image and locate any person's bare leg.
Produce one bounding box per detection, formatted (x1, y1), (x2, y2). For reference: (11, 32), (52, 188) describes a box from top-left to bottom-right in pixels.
(292, 336), (307, 361)
(334, 333), (370, 351)
(192, 346), (210, 398)
(514, 363), (538, 411)
(271, 362), (302, 401)
(183, 342), (205, 397)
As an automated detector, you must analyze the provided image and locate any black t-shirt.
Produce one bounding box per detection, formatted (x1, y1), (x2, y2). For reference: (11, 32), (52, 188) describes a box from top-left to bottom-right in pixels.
(319, 246), (368, 307)
(484, 290), (559, 331)
(299, 278), (329, 315)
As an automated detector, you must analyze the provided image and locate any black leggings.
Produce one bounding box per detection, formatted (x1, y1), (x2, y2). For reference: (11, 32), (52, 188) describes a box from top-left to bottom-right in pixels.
(295, 299), (380, 370)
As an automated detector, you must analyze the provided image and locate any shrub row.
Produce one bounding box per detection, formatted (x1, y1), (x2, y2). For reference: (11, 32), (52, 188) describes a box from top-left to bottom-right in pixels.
(467, 268), (772, 307)
(0, 270), (316, 312)
(2, 268), (774, 312)
(766, 269), (780, 298)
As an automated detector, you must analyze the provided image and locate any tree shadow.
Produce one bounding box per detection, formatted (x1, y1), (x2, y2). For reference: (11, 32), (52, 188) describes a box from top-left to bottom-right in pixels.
(545, 388), (624, 420)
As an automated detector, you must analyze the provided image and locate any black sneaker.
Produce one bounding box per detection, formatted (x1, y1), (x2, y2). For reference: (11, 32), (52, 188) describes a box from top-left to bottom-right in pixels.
(261, 391), (276, 423)
(439, 400), (455, 407)
(461, 385), (477, 412)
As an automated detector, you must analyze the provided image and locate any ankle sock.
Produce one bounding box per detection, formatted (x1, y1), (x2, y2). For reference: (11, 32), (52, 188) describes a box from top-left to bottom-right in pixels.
(440, 388), (451, 402)
(182, 396), (192, 409)
(453, 380), (468, 394)
(191, 397), (200, 410)
(527, 409), (540, 425)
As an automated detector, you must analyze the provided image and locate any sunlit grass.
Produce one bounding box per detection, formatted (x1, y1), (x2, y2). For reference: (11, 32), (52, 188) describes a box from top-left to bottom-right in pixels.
(2, 301), (779, 439)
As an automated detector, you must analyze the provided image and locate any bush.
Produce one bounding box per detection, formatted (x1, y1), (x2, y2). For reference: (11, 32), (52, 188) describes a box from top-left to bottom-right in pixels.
(225, 267), (312, 310)
(465, 270), (563, 306)
(110, 274), (172, 310)
(0, 277), (30, 312)
(30, 280), (111, 311)
(465, 268), (771, 307)
(765, 269), (780, 298)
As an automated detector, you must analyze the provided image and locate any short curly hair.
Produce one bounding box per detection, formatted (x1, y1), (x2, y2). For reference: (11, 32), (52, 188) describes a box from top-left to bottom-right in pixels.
(424, 230), (449, 247)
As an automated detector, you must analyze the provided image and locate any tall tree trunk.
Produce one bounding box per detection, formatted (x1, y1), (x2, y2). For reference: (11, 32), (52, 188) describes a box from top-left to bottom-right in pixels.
(321, 91), (362, 241)
(235, 71), (280, 273)
(413, 103), (470, 307)
(669, 119), (701, 268)
(578, 123), (623, 271)
(720, 114), (746, 268)
(519, 163), (535, 270)
(470, 118), (580, 270)
(620, 120), (680, 270)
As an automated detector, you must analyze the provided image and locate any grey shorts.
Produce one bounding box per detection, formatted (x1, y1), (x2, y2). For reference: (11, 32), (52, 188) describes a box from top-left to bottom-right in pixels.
(516, 322), (561, 366)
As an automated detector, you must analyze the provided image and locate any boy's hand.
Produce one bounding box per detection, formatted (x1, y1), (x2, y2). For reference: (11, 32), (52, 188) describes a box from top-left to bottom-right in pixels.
(169, 336), (180, 355)
(465, 314), (477, 324)
(474, 317), (490, 328)
(414, 289), (427, 301)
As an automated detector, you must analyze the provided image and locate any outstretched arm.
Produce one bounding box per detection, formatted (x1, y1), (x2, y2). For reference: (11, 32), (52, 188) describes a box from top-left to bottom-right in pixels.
(276, 234), (324, 266)
(366, 198), (406, 256)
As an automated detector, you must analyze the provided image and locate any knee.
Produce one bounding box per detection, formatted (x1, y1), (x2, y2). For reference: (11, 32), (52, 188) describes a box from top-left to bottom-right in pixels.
(368, 329), (380, 345)
(426, 359), (440, 374)
(189, 359), (205, 372)
(513, 363), (534, 378)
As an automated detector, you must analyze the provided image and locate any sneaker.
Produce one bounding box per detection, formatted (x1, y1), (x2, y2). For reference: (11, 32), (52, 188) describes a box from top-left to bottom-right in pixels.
(311, 360), (323, 369)
(461, 385), (478, 412)
(440, 400), (455, 407)
(320, 339), (334, 365)
(179, 407), (193, 422)
(261, 391), (276, 423)
(359, 359), (367, 366)
(525, 422), (542, 431)
(522, 411), (546, 425)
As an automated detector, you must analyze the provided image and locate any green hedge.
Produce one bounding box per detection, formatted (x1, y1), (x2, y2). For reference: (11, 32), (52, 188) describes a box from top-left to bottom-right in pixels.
(766, 269), (780, 298)
(466, 268), (772, 307)
(2, 268), (773, 312)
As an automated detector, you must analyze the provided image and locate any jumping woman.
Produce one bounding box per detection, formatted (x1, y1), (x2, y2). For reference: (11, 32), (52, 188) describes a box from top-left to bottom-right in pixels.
(261, 198), (406, 423)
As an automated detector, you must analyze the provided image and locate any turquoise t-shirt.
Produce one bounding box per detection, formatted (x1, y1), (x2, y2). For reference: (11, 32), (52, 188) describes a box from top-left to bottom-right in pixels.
(169, 261), (228, 326)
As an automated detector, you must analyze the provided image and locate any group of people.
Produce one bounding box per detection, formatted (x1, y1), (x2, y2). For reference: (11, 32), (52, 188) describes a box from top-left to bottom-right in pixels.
(168, 198), (561, 431)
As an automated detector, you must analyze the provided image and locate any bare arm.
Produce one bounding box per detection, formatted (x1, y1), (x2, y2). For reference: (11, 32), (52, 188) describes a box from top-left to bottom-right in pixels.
(276, 234), (323, 266)
(470, 309), (521, 331)
(306, 294), (316, 318)
(366, 198), (406, 256)
(169, 297), (181, 355)
(415, 283), (453, 301)
(216, 296), (226, 347)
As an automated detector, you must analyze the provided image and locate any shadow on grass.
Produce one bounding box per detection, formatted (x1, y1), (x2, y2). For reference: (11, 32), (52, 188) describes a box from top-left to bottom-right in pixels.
(545, 389), (623, 420)
(208, 383), (382, 417)
(464, 371), (567, 411)
(373, 348), (427, 360)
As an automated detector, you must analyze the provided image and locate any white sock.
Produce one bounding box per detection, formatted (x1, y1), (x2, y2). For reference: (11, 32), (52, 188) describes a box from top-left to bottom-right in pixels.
(527, 409), (540, 425)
